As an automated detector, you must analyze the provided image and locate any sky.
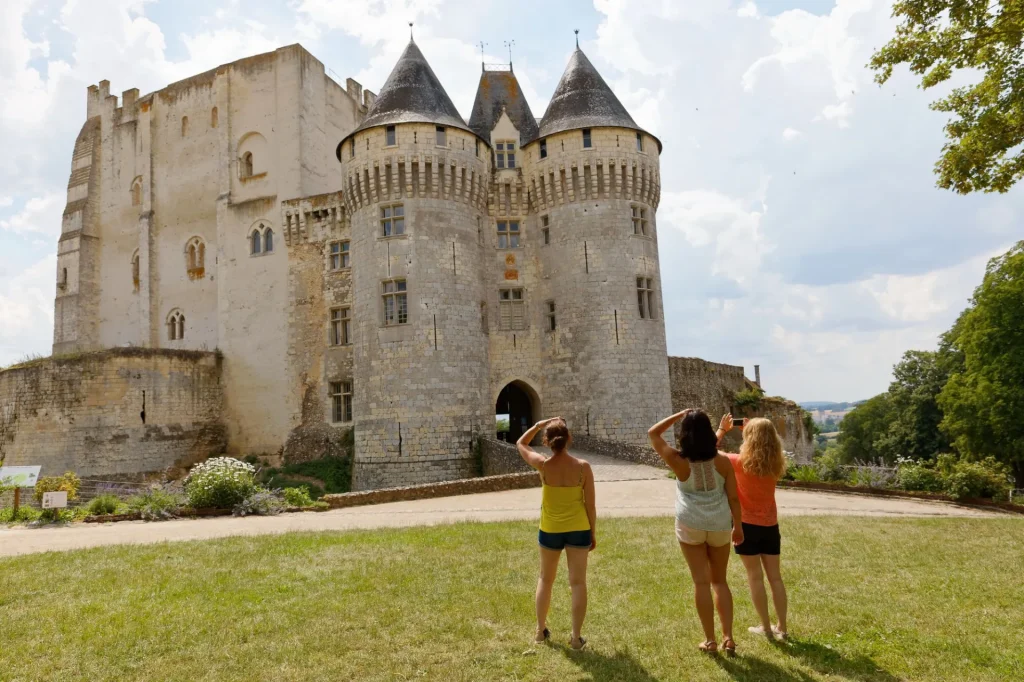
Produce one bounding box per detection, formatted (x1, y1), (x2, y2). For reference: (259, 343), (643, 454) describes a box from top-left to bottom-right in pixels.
(0, 0), (1020, 403)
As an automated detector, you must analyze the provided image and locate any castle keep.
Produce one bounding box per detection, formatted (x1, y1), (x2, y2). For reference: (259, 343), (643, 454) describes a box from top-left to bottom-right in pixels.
(30, 41), (673, 488)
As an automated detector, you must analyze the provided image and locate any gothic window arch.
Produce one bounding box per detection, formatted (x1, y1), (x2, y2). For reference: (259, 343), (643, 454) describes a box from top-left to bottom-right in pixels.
(131, 249), (140, 292)
(264, 227), (274, 253)
(185, 236), (206, 278)
(130, 176), (143, 207)
(250, 228), (262, 255)
(167, 309), (185, 341)
(249, 221), (275, 257)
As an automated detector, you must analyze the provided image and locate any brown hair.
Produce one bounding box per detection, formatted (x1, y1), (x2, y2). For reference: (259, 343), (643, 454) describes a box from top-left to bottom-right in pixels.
(739, 418), (786, 478)
(677, 409), (718, 462)
(544, 420), (570, 452)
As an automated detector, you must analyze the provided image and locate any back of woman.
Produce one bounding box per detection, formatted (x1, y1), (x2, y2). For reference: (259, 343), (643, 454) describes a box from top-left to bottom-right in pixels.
(675, 456), (733, 535)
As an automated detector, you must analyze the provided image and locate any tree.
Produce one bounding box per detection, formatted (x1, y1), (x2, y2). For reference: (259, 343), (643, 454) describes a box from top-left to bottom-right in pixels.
(938, 241), (1024, 483)
(837, 393), (894, 464)
(873, 350), (953, 462)
(870, 2), (1024, 193)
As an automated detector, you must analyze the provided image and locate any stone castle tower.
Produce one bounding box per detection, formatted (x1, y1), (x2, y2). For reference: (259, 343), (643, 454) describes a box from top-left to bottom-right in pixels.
(50, 39), (671, 489)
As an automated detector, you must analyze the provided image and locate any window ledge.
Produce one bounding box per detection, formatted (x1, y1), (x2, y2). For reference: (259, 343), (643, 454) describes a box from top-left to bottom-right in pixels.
(240, 172), (268, 183)
(377, 234), (408, 241)
(328, 267), (351, 273)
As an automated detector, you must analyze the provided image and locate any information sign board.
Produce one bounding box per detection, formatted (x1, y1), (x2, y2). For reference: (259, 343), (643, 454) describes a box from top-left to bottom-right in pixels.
(42, 491), (68, 509)
(0, 466), (42, 488)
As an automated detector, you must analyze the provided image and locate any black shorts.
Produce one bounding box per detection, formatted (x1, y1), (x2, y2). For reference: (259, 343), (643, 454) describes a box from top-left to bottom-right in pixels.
(538, 529), (592, 550)
(734, 523), (781, 556)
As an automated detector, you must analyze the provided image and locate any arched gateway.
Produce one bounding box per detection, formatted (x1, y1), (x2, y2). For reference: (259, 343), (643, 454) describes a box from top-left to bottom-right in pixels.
(495, 381), (538, 443)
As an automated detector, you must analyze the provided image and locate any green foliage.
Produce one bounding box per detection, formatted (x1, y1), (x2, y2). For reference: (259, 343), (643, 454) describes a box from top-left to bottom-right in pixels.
(126, 486), (184, 521)
(0, 506), (42, 523)
(86, 494), (122, 516)
(282, 486), (316, 508)
(836, 394), (892, 463)
(733, 387), (765, 410)
(870, 4), (1024, 193)
(495, 417), (510, 433)
(789, 465), (821, 483)
(33, 472), (81, 505)
(184, 457), (257, 509)
(233, 488), (285, 517)
(261, 457), (351, 498)
(943, 457), (1013, 502)
(37, 508), (77, 524)
(814, 447), (847, 483)
(263, 475), (324, 498)
(874, 350), (953, 462)
(897, 461), (946, 493)
(938, 242), (1024, 484)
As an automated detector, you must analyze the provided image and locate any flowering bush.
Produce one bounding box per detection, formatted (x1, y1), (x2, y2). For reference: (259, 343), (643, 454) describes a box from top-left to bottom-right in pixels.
(233, 488), (284, 517)
(127, 485), (184, 521)
(86, 494), (122, 516)
(33, 472), (81, 505)
(184, 458), (256, 509)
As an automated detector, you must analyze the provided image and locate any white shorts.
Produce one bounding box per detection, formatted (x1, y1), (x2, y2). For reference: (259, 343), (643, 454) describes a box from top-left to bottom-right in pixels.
(675, 520), (731, 547)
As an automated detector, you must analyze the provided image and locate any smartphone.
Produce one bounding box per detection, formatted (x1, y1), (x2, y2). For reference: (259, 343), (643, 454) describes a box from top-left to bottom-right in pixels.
(733, 418), (746, 427)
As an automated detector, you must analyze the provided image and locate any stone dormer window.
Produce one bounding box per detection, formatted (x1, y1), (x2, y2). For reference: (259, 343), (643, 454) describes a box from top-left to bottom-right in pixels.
(186, 237), (205, 279)
(167, 310), (185, 341)
(496, 140), (516, 169)
(435, 126), (446, 147)
(582, 129), (592, 149)
(386, 125), (397, 146)
(540, 139), (547, 159)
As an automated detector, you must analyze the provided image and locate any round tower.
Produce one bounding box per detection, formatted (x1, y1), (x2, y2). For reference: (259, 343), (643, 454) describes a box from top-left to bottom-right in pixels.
(338, 40), (492, 489)
(522, 47), (671, 445)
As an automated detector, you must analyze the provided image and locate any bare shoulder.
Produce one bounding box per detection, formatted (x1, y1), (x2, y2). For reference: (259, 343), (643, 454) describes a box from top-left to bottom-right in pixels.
(576, 457), (593, 472)
(714, 453), (735, 476)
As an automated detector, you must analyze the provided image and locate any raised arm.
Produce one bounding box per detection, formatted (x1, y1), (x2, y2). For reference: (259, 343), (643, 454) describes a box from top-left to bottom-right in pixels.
(581, 460), (597, 551)
(517, 418), (556, 470)
(716, 413), (734, 451)
(648, 411), (688, 479)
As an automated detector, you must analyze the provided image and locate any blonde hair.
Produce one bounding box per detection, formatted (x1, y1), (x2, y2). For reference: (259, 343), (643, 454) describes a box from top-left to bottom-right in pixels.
(739, 418), (786, 479)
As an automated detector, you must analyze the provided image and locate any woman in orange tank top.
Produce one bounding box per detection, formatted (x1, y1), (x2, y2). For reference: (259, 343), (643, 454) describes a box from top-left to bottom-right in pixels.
(719, 415), (790, 640)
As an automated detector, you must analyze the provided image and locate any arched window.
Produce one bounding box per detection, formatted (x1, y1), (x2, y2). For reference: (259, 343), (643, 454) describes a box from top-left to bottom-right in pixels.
(186, 237), (205, 277)
(264, 228), (274, 253)
(131, 251), (140, 292)
(249, 221), (275, 257)
(167, 310), (185, 341)
(131, 177), (142, 207)
(241, 152), (254, 179)
(181, 116), (189, 137)
(211, 107), (218, 128)
(251, 230), (262, 255)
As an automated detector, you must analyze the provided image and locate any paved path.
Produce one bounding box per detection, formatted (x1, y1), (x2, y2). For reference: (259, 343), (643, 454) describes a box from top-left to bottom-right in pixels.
(0, 453), (1010, 559)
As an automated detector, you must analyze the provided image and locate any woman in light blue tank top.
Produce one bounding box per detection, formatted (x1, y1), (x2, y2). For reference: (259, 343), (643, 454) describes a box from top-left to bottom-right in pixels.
(649, 408), (743, 655)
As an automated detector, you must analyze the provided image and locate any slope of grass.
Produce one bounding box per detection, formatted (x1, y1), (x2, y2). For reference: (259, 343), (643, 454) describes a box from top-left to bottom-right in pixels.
(1, 517), (1022, 681)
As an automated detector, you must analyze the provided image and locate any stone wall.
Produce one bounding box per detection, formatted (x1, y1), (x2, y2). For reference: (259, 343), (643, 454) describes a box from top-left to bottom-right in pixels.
(572, 434), (663, 468)
(738, 397), (815, 464)
(480, 437), (532, 476)
(0, 349), (225, 478)
(323, 470), (539, 508)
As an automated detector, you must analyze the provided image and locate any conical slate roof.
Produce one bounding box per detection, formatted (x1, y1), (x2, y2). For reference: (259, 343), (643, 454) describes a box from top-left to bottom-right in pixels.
(338, 41), (478, 157)
(538, 48), (661, 151)
(468, 69), (539, 144)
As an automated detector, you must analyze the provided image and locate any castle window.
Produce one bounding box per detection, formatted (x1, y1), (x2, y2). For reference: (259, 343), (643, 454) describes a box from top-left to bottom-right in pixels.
(637, 277), (655, 319)
(436, 126), (446, 147)
(241, 152), (254, 179)
(382, 279), (408, 326)
(499, 288), (526, 330)
(264, 228), (274, 253)
(130, 177), (143, 207)
(330, 381), (353, 423)
(540, 139), (547, 159)
(186, 237), (205, 278)
(381, 204), (405, 237)
(351, 139), (355, 158)
(330, 307), (351, 346)
(497, 220), (520, 249)
(211, 107), (218, 128)
(167, 310), (185, 341)
(496, 140), (516, 169)
(475, 140), (480, 157)
(131, 251), (140, 292)
(541, 215), (550, 245)
(582, 129), (592, 149)
(59, 267), (67, 289)
(546, 301), (556, 331)
(251, 229), (262, 255)
(329, 241), (350, 270)
(386, 125), (397, 146)
(636, 132), (643, 152)
(631, 206), (648, 236)
(181, 116), (189, 137)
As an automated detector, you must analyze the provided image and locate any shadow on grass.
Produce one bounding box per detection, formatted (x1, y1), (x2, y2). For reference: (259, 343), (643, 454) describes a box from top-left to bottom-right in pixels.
(559, 644), (661, 682)
(774, 638), (900, 682)
(713, 654), (816, 682)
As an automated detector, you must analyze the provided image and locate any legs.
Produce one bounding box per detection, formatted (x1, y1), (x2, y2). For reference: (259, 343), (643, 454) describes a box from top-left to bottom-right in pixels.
(535, 547), (561, 640)
(761, 554), (788, 634)
(680, 542), (717, 645)
(566, 547), (590, 644)
(707, 543), (734, 645)
(741, 554), (773, 633)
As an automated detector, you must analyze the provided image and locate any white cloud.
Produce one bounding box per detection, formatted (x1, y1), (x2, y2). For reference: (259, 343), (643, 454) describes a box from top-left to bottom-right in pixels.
(782, 127), (802, 140)
(0, 197), (12, 207)
(0, 255), (56, 365)
(737, 1), (759, 19)
(0, 192), (64, 237)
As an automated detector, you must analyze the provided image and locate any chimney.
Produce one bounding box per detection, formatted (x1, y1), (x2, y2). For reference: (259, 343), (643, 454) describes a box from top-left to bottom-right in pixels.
(754, 365), (761, 387)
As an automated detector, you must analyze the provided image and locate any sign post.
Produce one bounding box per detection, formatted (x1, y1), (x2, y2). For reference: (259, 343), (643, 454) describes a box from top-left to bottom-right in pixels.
(0, 466), (42, 517)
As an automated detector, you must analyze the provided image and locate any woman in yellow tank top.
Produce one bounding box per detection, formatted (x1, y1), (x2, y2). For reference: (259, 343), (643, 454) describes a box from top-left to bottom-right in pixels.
(517, 417), (596, 650)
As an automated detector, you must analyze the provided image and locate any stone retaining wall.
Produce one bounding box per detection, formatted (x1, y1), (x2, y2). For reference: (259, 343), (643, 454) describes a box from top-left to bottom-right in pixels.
(480, 437), (532, 476)
(323, 471), (539, 509)
(572, 434), (664, 468)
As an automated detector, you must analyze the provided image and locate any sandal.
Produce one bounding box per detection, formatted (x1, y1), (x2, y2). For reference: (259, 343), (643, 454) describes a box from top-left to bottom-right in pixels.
(772, 626), (788, 641)
(570, 636), (587, 651)
(534, 628), (550, 644)
(698, 640), (718, 654)
(722, 638), (737, 657)
(748, 625), (776, 640)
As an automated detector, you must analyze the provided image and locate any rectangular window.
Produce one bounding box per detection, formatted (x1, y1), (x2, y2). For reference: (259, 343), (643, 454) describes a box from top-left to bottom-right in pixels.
(631, 206), (648, 236)
(496, 220), (520, 249)
(546, 301), (556, 331)
(386, 125), (397, 146)
(436, 126), (446, 147)
(350, 140), (355, 158)
(539, 139), (547, 159)
(330, 381), (353, 423)
(541, 215), (550, 245)
(382, 278), (408, 326)
(582, 129), (592, 148)
(499, 288), (526, 330)
(637, 277), (655, 319)
(330, 307), (351, 346)
(381, 204), (405, 237)
(329, 241), (350, 270)
(636, 132), (643, 152)
(496, 140), (516, 169)
(475, 139), (480, 157)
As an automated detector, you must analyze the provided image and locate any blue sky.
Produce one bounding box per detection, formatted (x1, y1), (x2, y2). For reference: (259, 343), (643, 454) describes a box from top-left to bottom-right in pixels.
(1, 0), (1020, 402)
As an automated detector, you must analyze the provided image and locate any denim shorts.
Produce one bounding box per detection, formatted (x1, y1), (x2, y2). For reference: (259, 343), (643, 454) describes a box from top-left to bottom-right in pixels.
(538, 529), (592, 550)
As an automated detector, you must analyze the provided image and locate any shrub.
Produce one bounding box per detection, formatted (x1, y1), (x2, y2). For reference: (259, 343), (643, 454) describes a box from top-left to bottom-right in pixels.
(0, 506), (42, 523)
(127, 486), (183, 521)
(815, 448), (846, 482)
(87, 494), (122, 516)
(282, 486), (316, 508)
(789, 465), (821, 483)
(33, 472), (81, 505)
(733, 387), (765, 410)
(36, 508), (76, 524)
(184, 457), (256, 509)
(897, 461), (945, 493)
(233, 488), (285, 517)
(944, 457), (1012, 502)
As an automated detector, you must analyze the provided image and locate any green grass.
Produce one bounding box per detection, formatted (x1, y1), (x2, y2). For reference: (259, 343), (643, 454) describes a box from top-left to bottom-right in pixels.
(1, 517), (1022, 681)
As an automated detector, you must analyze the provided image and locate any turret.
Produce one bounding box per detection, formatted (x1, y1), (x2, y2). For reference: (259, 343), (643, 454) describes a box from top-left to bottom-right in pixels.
(338, 40), (492, 489)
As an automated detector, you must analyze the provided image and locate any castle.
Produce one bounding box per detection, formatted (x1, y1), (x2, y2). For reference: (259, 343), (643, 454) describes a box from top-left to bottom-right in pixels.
(41, 40), (673, 488)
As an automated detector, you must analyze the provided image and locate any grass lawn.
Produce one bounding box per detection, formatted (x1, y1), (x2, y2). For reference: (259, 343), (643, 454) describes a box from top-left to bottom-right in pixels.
(1, 517), (1023, 681)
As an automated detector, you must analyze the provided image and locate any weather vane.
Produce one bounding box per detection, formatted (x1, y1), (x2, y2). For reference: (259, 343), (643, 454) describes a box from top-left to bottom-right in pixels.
(479, 40), (487, 71)
(504, 40), (515, 70)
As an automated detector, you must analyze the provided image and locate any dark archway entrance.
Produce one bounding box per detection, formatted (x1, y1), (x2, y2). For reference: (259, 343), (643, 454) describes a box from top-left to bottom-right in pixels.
(495, 382), (535, 443)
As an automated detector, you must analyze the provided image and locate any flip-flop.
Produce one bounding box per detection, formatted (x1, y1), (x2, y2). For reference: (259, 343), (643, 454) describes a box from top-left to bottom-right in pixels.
(772, 626), (789, 641)
(570, 636), (587, 651)
(698, 640), (718, 654)
(534, 628), (550, 644)
(722, 638), (737, 657)
(748, 625), (776, 640)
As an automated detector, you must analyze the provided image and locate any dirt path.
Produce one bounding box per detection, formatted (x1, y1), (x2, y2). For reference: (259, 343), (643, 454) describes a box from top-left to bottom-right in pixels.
(0, 452), (1007, 559)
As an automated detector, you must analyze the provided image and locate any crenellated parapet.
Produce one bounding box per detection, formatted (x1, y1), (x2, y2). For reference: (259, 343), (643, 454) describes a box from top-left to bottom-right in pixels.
(280, 191), (347, 246)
